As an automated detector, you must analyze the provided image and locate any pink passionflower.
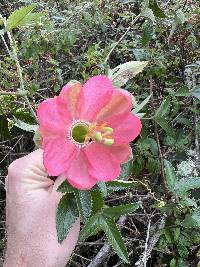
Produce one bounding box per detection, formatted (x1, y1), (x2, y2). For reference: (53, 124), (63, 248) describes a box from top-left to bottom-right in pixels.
(37, 75), (142, 190)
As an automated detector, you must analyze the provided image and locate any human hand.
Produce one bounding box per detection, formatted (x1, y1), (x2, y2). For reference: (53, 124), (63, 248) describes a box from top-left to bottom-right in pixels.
(4, 149), (80, 267)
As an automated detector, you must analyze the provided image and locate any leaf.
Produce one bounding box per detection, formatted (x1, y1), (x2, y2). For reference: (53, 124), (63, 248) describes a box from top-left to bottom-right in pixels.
(164, 160), (176, 192)
(100, 216), (129, 263)
(0, 115), (10, 139)
(0, 18), (3, 26)
(132, 94), (152, 114)
(75, 191), (92, 222)
(119, 160), (133, 180)
(141, 8), (155, 23)
(97, 182), (107, 197)
(91, 190), (104, 215)
(79, 214), (100, 241)
(182, 208), (200, 228)
(103, 203), (140, 218)
(7, 4), (45, 31)
(174, 177), (200, 196)
(142, 20), (154, 46)
(107, 180), (143, 192)
(155, 96), (171, 117)
(154, 117), (175, 138)
(56, 193), (79, 243)
(110, 61), (148, 87)
(149, 0), (166, 18)
(192, 85), (200, 100)
(14, 118), (38, 132)
(57, 180), (75, 193)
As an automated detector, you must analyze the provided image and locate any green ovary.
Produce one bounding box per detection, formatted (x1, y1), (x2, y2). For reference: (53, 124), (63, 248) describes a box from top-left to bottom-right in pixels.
(72, 123), (89, 143)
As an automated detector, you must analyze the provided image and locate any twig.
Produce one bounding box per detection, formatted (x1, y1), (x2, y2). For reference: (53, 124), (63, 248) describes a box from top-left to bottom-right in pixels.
(149, 77), (168, 196)
(104, 14), (141, 64)
(87, 215), (127, 267)
(135, 215), (166, 267)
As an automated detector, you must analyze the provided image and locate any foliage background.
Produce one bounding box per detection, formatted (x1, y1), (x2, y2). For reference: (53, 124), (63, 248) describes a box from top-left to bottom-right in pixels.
(0, 0), (200, 266)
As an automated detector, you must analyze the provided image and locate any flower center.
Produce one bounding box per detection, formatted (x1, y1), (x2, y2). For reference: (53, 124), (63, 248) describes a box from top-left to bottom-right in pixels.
(68, 120), (114, 148)
(71, 122), (89, 143)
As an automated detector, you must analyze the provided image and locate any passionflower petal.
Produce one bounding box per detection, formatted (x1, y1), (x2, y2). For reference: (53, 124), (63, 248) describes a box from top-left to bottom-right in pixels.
(37, 75), (142, 189)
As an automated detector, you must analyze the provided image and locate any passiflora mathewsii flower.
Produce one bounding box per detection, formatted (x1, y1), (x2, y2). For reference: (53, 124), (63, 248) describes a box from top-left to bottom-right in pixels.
(37, 75), (142, 189)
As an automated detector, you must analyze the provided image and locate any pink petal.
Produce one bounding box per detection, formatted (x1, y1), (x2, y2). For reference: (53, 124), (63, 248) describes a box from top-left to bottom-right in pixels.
(96, 89), (132, 121)
(65, 151), (97, 190)
(43, 138), (77, 176)
(37, 98), (70, 137)
(84, 143), (121, 182)
(58, 81), (82, 119)
(110, 144), (132, 163)
(77, 75), (113, 121)
(107, 113), (142, 145)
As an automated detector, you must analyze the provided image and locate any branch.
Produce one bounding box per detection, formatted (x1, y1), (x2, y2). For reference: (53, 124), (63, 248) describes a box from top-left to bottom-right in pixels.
(149, 77), (168, 196)
(135, 215), (166, 267)
(87, 216), (127, 267)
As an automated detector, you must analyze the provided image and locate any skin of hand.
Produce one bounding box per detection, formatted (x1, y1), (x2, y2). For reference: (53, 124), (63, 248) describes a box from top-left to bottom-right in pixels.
(3, 149), (80, 267)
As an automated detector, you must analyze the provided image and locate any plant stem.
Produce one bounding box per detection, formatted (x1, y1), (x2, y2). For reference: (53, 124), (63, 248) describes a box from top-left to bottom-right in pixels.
(6, 30), (38, 122)
(104, 14), (141, 65)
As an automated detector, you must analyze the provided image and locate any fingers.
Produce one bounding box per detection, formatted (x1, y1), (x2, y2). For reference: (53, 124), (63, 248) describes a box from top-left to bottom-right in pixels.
(7, 149), (54, 192)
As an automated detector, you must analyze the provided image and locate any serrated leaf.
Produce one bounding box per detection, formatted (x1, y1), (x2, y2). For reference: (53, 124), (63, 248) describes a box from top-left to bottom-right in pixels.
(100, 216), (129, 263)
(75, 190), (92, 222)
(107, 180), (142, 192)
(174, 177), (200, 196)
(79, 214), (100, 241)
(149, 0), (166, 18)
(14, 118), (38, 132)
(91, 190), (104, 215)
(56, 193), (79, 243)
(7, 4), (43, 31)
(142, 20), (154, 46)
(192, 85), (200, 100)
(155, 96), (171, 117)
(154, 117), (175, 137)
(119, 160), (133, 180)
(132, 94), (152, 114)
(57, 180), (76, 193)
(141, 8), (155, 23)
(110, 61), (148, 87)
(103, 203), (140, 218)
(182, 208), (200, 228)
(164, 160), (176, 192)
(97, 182), (107, 197)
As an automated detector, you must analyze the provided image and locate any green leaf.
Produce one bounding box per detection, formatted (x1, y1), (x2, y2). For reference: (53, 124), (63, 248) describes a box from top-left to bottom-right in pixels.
(91, 190), (104, 215)
(132, 94), (152, 114)
(164, 160), (176, 192)
(57, 180), (76, 193)
(142, 20), (154, 46)
(100, 216), (129, 263)
(141, 8), (155, 23)
(56, 193), (79, 243)
(0, 18), (3, 26)
(182, 208), (200, 228)
(14, 118), (38, 133)
(7, 4), (44, 31)
(154, 117), (175, 138)
(79, 214), (100, 241)
(75, 191), (92, 222)
(103, 203), (140, 218)
(107, 180), (143, 192)
(149, 0), (166, 18)
(97, 182), (107, 197)
(155, 96), (171, 117)
(0, 115), (10, 139)
(110, 61), (148, 87)
(119, 160), (133, 180)
(192, 85), (200, 100)
(174, 177), (200, 196)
